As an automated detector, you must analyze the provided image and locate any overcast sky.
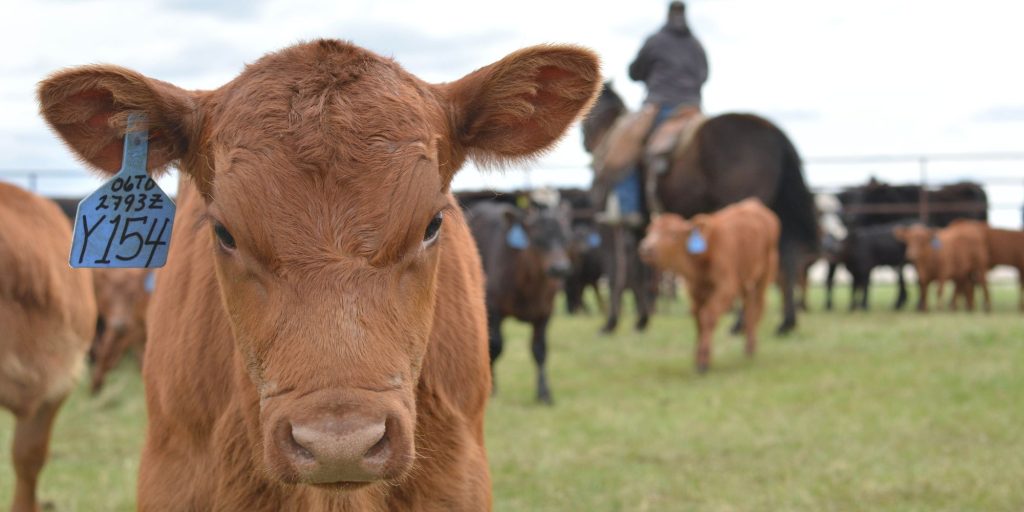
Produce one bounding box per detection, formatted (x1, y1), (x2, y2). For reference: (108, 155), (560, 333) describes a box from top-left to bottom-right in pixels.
(2, 0), (1022, 226)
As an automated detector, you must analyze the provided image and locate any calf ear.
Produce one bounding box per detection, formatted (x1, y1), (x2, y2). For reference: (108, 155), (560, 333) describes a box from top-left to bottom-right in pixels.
(892, 226), (906, 241)
(38, 65), (200, 176)
(441, 45), (601, 170)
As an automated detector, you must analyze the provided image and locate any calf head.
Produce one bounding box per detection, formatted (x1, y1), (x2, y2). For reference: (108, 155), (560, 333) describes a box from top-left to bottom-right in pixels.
(518, 201), (573, 278)
(639, 213), (706, 272)
(893, 224), (937, 265)
(39, 40), (599, 489)
(90, 267), (149, 393)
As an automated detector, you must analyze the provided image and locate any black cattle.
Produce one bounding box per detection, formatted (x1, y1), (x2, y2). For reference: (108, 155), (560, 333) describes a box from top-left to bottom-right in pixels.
(565, 223), (605, 315)
(837, 178), (988, 229)
(825, 221), (911, 311)
(466, 200), (572, 404)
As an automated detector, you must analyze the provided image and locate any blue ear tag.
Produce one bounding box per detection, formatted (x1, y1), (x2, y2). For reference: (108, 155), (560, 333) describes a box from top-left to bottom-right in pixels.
(687, 229), (707, 254)
(506, 224), (529, 249)
(931, 237), (941, 250)
(587, 232), (602, 249)
(69, 113), (176, 268)
(144, 271), (157, 293)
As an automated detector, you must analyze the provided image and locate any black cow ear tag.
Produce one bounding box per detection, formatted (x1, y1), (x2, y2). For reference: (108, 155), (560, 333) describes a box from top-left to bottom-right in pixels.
(69, 113), (176, 268)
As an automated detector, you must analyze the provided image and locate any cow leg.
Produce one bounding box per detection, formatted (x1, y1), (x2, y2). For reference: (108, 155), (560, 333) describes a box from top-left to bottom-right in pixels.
(730, 307), (744, 335)
(743, 285), (767, 358)
(11, 396), (64, 512)
(591, 282), (607, 316)
(917, 278), (929, 312)
(894, 265), (908, 310)
(861, 278), (870, 311)
(531, 318), (554, 405)
(963, 278), (977, 312)
(776, 243), (798, 334)
(487, 311), (504, 395)
(824, 261), (838, 311)
(979, 272), (992, 313)
(695, 289), (733, 373)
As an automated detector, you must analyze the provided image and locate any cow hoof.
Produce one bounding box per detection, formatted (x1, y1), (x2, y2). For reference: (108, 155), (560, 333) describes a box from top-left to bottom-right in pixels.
(537, 393), (554, 406)
(696, 364), (709, 375)
(599, 321), (617, 335)
(775, 322), (795, 336)
(634, 317), (649, 332)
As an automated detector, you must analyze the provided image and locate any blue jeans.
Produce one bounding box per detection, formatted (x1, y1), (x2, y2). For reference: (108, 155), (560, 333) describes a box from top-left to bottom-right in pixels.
(612, 104), (680, 216)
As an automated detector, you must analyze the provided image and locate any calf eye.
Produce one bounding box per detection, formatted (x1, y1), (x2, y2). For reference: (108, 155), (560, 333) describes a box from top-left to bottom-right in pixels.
(424, 212), (443, 244)
(213, 222), (236, 251)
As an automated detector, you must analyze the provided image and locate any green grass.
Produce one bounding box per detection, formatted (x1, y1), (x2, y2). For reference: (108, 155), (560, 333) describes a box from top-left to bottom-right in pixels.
(2, 285), (1023, 511)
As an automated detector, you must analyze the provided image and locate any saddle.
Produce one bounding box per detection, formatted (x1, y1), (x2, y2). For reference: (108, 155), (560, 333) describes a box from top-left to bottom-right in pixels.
(591, 104), (706, 188)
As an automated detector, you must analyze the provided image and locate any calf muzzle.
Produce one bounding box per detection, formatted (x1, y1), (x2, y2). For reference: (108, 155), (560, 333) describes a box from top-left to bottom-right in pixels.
(262, 388), (412, 486)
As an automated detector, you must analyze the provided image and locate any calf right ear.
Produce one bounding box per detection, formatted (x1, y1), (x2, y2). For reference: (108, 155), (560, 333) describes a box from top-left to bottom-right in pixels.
(38, 65), (200, 176)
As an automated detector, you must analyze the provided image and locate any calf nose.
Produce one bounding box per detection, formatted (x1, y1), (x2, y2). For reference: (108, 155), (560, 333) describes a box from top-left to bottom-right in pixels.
(548, 261), (572, 278)
(280, 414), (391, 484)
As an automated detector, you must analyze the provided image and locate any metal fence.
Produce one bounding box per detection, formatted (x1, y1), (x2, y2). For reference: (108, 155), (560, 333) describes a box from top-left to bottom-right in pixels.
(3, 152), (1023, 227)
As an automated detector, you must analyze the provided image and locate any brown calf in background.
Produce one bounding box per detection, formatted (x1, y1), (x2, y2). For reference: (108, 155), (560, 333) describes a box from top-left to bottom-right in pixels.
(639, 199), (779, 373)
(894, 222), (990, 312)
(982, 226), (1024, 311)
(1, 182), (96, 512)
(90, 268), (151, 394)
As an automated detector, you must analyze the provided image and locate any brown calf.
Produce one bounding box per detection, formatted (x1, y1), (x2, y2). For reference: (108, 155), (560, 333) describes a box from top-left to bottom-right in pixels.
(1, 183), (96, 512)
(639, 199), (779, 372)
(894, 222), (991, 312)
(89, 268), (150, 394)
(983, 226), (1024, 311)
(39, 40), (599, 510)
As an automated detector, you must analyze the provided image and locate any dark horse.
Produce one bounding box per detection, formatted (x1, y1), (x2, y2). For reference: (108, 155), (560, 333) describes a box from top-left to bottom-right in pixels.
(582, 83), (819, 334)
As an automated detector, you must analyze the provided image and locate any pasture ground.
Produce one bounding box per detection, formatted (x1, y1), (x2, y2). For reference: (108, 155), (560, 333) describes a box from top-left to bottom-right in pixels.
(1, 284), (1022, 511)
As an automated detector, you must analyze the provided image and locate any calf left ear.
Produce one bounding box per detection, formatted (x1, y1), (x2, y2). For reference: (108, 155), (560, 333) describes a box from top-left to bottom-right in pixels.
(441, 45), (601, 170)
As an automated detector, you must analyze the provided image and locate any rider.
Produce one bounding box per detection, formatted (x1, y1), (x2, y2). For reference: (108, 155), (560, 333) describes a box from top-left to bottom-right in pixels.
(612, 0), (708, 222)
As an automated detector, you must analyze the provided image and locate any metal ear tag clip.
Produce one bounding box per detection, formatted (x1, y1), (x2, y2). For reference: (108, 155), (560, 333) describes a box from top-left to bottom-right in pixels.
(70, 113), (176, 268)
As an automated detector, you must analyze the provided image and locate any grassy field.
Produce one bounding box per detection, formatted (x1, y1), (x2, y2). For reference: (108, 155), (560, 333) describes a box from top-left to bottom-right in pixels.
(2, 284), (1023, 511)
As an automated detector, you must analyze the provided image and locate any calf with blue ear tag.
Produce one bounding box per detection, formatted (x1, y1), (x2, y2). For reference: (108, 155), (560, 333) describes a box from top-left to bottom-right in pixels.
(687, 228), (707, 254)
(69, 113), (176, 269)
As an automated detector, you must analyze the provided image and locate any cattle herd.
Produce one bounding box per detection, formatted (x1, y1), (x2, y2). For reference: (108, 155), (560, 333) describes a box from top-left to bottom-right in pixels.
(1, 39), (1023, 511)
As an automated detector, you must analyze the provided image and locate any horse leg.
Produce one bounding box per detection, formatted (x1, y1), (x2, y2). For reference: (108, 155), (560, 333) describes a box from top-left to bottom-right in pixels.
(776, 242), (798, 334)
(487, 310), (504, 396)
(531, 318), (554, 405)
(633, 255), (652, 332)
(11, 396), (65, 512)
(601, 226), (625, 334)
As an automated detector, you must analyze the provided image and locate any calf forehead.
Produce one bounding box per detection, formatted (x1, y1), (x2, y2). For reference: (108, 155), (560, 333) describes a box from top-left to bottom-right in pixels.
(206, 41), (448, 265)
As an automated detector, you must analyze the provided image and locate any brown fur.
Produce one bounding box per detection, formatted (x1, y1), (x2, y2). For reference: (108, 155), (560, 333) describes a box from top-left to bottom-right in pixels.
(38, 40), (599, 510)
(981, 226), (1024, 311)
(89, 268), (150, 394)
(894, 222), (991, 312)
(0, 182), (96, 512)
(639, 199), (779, 372)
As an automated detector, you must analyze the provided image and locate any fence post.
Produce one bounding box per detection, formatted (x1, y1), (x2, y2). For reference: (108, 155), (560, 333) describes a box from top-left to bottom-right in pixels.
(918, 157), (928, 224)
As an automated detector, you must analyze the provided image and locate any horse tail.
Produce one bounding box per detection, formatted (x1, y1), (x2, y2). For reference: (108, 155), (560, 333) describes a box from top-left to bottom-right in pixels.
(774, 130), (819, 251)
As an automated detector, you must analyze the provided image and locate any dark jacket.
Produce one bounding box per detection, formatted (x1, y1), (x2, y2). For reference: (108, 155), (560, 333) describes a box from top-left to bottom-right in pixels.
(629, 24), (708, 107)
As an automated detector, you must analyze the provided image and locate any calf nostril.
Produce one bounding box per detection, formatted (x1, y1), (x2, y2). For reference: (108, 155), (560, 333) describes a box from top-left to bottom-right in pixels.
(286, 424), (316, 462)
(363, 429), (390, 461)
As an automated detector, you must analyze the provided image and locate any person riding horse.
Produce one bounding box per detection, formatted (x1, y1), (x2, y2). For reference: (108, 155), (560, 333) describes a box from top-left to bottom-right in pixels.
(601, 0), (709, 225)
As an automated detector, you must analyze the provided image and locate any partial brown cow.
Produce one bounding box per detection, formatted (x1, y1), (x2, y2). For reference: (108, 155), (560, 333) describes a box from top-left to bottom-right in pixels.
(1, 182), (96, 512)
(894, 222), (991, 312)
(89, 268), (151, 394)
(639, 199), (779, 372)
(39, 40), (599, 510)
(982, 226), (1024, 311)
